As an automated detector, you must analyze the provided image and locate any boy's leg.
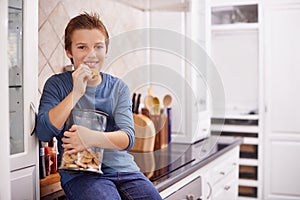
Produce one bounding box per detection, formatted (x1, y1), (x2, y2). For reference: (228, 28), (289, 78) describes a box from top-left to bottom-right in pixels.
(62, 174), (121, 200)
(117, 172), (163, 200)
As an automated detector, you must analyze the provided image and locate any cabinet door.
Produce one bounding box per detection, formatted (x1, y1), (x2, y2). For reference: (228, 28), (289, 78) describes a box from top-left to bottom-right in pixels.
(264, 1), (300, 199)
(11, 166), (36, 200)
(269, 141), (300, 197)
(164, 176), (202, 200)
(264, 2), (300, 134)
(9, 0), (38, 171)
(0, 0), (12, 199)
(213, 171), (238, 200)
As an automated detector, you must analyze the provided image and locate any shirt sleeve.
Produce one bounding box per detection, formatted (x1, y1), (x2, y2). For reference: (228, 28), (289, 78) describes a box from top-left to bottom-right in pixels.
(36, 75), (67, 142)
(113, 80), (135, 150)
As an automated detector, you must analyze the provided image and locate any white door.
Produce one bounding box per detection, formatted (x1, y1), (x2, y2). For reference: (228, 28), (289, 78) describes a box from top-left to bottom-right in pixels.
(8, 0), (39, 171)
(0, 0), (12, 199)
(8, 0), (39, 199)
(263, 1), (300, 199)
(11, 166), (37, 200)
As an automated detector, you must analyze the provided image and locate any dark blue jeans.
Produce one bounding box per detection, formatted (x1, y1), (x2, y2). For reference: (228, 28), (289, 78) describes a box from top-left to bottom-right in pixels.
(62, 172), (162, 200)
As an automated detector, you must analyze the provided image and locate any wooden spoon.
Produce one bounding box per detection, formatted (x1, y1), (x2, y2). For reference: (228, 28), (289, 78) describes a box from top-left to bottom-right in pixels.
(148, 87), (154, 97)
(152, 97), (160, 115)
(144, 95), (154, 111)
(163, 94), (172, 109)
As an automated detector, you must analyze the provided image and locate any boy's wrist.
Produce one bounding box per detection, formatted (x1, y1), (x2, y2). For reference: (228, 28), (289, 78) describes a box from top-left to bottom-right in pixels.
(70, 91), (82, 107)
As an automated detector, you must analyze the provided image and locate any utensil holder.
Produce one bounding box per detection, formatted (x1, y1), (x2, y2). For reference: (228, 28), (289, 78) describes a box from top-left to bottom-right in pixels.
(150, 113), (169, 151)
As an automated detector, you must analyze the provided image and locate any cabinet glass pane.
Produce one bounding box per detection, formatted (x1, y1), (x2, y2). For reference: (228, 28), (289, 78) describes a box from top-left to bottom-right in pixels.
(212, 4), (258, 25)
(8, 0), (24, 155)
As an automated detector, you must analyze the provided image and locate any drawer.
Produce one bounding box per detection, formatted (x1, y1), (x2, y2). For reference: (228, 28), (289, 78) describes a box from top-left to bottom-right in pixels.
(239, 165), (257, 180)
(240, 144), (258, 159)
(211, 154), (238, 184)
(239, 186), (257, 198)
(213, 170), (238, 200)
(164, 176), (201, 200)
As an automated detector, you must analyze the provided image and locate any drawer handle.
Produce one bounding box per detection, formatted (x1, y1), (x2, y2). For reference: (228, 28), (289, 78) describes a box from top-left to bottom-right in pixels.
(186, 194), (194, 200)
(224, 185), (231, 191)
(220, 171), (225, 175)
(206, 182), (212, 199)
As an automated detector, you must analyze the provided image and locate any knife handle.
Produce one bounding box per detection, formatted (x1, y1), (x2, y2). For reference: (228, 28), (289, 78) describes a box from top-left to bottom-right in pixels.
(132, 93), (136, 113)
(135, 94), (141, 114)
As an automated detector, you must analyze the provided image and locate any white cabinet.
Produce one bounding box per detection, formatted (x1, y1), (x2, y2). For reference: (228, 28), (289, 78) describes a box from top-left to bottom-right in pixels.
(211, 115), (261, 199)
(11, 166), (37, 200)
(201, 146), (239, 200)
(263, 1), (300, 199)
(0, 0), (11, 199)
(7, 0), (39, 199)
(160, 146), (239, 200)
(209, 1), (262, 199)
(164, 176), (202, 200)
(268, 141), (300, 196)
(210, 1), (259, 113)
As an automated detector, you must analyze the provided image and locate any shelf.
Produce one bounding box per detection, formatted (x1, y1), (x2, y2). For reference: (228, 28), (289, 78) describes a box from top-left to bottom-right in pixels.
(212, 113), (259, 120)
(211, 0), (259, 7)
(211, 23), (259, 31)
(243, 137), (258, 145)
(239, 179), (258, 187)
(113, 0), (189, 11)
(238, 196), (258, 200)
(239, 158), (258, 166)
(211, 124), (259, 133)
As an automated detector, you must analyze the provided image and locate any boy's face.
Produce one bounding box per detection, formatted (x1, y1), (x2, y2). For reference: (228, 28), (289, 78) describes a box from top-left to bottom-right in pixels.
(66, 28), (107, 71)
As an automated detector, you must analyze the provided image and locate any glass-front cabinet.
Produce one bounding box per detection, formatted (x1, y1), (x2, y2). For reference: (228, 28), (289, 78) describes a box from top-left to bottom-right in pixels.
(8, 0), (24, 155)
(8, 0), (39, 199)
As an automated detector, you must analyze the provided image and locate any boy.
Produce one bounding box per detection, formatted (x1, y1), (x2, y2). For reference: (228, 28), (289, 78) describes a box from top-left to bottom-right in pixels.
(36, 12), (162, 200)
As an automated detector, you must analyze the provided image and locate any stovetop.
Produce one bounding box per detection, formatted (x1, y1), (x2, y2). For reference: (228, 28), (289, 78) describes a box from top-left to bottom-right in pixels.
(130, 135), (240, 187)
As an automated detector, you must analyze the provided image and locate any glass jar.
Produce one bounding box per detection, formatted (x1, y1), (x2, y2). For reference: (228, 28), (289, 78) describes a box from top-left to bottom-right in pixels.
(60, 109), (108, 173)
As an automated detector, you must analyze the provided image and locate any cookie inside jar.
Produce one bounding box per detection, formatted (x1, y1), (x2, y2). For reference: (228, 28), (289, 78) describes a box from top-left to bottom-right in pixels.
(61, 148), (103, 173)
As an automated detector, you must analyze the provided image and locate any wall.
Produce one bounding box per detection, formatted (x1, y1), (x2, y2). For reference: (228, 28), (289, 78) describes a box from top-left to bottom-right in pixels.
(38, 0), (148, 95)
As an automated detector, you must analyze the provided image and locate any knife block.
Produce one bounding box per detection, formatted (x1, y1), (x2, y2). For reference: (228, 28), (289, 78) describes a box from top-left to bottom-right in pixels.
(131, 114), (156, 152)
(150, 113), (169, 151)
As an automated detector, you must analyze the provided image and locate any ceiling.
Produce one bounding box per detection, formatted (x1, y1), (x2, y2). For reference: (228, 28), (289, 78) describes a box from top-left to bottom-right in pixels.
(113, 0), (190, 12)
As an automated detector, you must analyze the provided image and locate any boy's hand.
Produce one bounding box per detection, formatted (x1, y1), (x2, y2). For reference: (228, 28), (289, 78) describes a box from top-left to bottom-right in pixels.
(62, 124), (118, 154)
(72, 64), (92, 100)
(62, 125), (95, 154)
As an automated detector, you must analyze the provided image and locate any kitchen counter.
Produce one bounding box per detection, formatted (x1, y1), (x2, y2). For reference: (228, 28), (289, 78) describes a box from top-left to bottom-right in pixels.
(130, 135), (243, 192)
(41, 136), (242, 199)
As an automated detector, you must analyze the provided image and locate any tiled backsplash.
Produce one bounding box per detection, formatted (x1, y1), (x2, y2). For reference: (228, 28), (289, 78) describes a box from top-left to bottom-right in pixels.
(38, 0), (147, 94)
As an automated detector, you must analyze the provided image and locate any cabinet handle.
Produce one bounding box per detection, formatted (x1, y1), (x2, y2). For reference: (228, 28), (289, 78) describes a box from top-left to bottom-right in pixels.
(224, 185), (231, 191)
(30, 102), (37, 136)
(220, 171), (225, 175)
(206, 182), (212, 199)
(186, 194), (194, 200)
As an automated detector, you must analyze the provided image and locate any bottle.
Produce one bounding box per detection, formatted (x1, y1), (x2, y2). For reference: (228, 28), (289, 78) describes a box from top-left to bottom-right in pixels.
(44, 146), (52, 176)
(48, 138), (58, 174)
(39, 141), (46, 179)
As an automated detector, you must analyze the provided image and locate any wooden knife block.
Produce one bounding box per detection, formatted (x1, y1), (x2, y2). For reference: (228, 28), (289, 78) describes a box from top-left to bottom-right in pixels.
(131, 114), (156, 152)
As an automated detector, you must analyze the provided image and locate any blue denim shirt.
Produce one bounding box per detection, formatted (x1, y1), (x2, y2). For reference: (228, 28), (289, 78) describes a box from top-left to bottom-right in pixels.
(36, 71), (139, 186)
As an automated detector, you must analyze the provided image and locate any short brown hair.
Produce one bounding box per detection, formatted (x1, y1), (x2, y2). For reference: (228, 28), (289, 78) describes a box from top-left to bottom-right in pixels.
(64, 12), (109, 59)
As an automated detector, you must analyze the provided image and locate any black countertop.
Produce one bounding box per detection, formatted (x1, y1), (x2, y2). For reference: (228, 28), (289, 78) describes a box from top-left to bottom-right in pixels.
(130, 136), (243, 192)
